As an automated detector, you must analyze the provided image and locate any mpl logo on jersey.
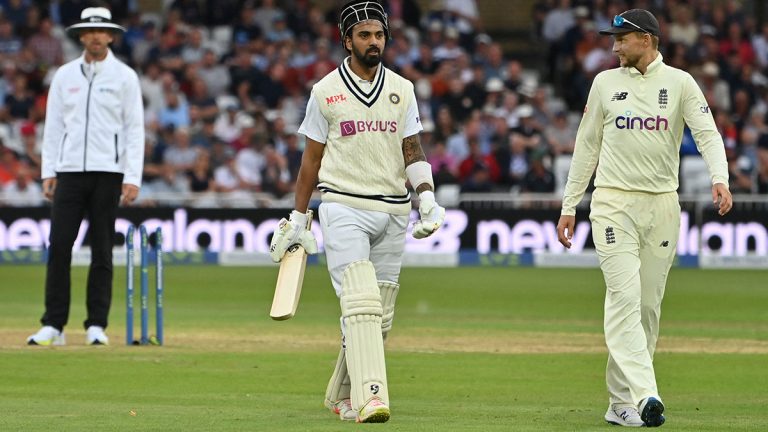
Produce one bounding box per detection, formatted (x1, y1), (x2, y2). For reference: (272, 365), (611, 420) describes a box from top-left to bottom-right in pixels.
(339, 120), (398, 137)
(615, 111), (669, 131)
(326, 94), (347, 105)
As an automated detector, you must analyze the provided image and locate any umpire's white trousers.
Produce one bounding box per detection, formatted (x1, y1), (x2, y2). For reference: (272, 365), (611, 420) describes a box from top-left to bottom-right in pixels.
(589, 187), (680, 406)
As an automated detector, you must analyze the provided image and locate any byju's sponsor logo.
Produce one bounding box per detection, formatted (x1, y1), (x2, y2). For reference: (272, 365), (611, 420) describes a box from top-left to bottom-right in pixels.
(615, 111), (669, 131)
(339, 120), (398, 137)
(340, 121), (356, 136)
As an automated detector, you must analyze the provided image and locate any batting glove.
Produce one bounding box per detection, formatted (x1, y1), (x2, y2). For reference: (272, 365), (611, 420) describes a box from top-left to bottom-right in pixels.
(269, 210), (318, 262)
(412, 191), (445, 239)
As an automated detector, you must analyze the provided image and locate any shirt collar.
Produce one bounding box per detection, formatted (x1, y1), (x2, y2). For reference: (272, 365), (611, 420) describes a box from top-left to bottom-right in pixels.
(342, 56), (381, 84)
(80, 48), (114, 66)
(627, 52), (663, 76)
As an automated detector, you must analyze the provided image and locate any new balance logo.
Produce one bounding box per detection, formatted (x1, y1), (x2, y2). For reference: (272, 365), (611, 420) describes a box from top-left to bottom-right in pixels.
(605, 226), (616, 244)
(611, 92), (628, 101)
(660, 240), (669, 247)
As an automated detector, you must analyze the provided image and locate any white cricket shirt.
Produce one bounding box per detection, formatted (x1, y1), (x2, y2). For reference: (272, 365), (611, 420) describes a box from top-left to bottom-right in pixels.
(299, 57), (422, 215)
(562, 53), (728, 215)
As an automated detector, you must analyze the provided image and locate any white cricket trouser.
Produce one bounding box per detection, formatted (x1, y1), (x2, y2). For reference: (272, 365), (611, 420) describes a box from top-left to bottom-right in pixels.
(589, 187), (680, 406)
(319, 202), (408, 297)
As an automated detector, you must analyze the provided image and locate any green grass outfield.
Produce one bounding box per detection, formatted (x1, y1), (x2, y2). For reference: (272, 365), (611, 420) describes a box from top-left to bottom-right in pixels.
(0, 265), (766, 431)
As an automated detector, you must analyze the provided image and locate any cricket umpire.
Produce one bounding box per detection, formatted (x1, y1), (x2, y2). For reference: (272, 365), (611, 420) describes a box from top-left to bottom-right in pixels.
(556, 8), (732, 428)
(269, 0), (445, 422)
(27, 7), (144, 346)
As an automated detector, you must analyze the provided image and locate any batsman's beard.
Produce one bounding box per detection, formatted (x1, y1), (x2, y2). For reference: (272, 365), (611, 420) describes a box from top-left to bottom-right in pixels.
(353, 46), (381, 68)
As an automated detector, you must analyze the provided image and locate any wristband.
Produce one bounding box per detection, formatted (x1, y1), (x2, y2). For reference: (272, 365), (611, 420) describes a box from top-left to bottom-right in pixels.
(405, 161), (434, 191)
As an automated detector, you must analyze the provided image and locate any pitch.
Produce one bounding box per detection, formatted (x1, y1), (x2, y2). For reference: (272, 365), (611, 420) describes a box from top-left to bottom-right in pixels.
(0, 265), (766, 431)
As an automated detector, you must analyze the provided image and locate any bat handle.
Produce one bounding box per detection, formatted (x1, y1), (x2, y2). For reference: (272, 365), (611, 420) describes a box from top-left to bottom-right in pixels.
(305, 209), (313, 229)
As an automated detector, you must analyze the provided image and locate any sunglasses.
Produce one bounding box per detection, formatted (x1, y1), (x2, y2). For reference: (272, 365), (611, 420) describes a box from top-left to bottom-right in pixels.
(613, 15), (651, 34)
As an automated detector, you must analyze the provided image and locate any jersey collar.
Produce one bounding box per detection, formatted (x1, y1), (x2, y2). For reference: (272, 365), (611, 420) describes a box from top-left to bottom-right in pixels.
(339, 56), (386, 107)
(627, 52), (663, 77)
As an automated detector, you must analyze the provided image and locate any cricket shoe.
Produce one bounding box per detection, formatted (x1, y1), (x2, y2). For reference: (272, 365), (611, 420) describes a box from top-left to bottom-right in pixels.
(27, 326), (66, 346)
(356, 397), (390, 423)
(86, 326), (109, 345)
(639, 397), (665, 427)
(604, 404), (644, 427)
(326, 398), (356, 421)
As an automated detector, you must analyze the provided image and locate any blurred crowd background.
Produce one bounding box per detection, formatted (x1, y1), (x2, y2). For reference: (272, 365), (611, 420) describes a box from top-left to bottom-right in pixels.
(0, 0), (767, 208)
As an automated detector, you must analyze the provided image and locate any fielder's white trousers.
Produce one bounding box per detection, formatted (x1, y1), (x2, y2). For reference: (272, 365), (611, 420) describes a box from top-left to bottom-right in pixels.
(589, 188), (680, 406)
(319, 202), (408, 297)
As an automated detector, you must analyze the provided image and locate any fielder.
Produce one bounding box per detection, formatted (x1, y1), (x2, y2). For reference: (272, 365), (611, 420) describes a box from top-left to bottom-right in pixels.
(556, 9), (732, 428)
(269, 0), (445, 423)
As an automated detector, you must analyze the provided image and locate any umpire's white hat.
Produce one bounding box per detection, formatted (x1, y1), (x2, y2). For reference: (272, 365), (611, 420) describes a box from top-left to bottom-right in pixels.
(66, 7), (125, 36)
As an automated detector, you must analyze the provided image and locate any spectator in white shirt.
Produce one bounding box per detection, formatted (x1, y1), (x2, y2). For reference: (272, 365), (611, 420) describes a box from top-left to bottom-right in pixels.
(2, 161), (43, 206)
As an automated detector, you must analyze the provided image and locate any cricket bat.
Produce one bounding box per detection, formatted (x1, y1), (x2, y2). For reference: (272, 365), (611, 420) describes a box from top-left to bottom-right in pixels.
(270, 210), (312, 320)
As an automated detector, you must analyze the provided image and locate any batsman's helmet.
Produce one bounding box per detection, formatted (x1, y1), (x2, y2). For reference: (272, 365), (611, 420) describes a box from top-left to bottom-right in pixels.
(338, 0), (389, 51)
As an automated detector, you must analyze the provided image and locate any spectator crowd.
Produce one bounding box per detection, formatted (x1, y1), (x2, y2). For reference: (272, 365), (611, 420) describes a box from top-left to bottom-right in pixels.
(0, 0), (766, 208)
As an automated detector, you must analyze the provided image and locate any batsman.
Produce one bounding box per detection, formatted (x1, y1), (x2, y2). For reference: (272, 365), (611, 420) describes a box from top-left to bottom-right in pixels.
(269, 0), (445, 423)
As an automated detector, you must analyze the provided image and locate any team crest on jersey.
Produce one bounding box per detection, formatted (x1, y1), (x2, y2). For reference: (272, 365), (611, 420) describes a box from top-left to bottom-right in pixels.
(658, 88), (668, 108)
(389, 93), (400, 104)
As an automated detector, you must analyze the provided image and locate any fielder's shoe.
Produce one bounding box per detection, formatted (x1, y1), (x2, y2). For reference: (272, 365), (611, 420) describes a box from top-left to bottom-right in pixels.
(605, 404), (644, 427)
(27, 326), (66, 346)
(86, 326), (109, 345)
(326, 398), (356, 421)
(639, 397), (666, 427)
(357, 397), (390, 423)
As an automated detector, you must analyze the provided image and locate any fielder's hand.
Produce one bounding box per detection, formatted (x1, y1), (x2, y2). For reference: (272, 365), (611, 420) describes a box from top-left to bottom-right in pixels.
(269, 210), (318, 262)
(557, 215), (576, 249)
(712, 183), (733, 216)
(412, 191), (445, 239)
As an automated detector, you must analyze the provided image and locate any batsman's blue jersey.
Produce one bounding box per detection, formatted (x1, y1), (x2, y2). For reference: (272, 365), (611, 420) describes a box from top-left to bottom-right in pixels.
(562, 53), (728, 215)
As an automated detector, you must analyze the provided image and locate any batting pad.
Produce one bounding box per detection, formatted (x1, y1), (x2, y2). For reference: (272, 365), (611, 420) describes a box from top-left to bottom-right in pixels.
(379, 281), (399, 338)
(324, 347), (350, 407)
(341, 260), (389, 409)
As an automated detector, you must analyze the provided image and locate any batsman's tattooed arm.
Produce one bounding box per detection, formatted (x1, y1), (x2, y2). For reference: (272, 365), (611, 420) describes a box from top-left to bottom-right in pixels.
(402, 134), (431, 194)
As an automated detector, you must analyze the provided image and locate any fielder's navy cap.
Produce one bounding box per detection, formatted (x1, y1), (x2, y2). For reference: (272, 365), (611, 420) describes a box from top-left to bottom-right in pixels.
(599, 9), (660, 36)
